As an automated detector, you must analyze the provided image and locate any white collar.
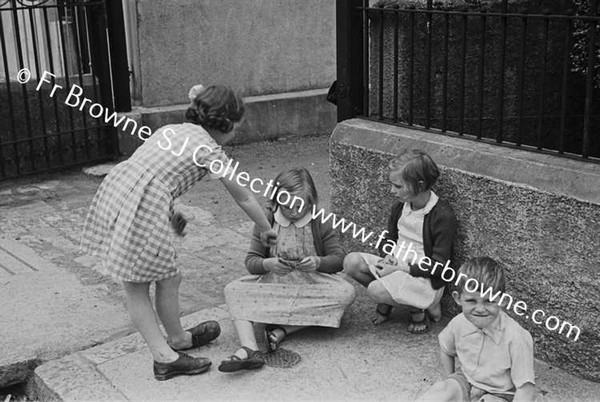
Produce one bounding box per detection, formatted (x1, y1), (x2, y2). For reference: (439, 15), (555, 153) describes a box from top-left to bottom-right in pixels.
(403, 191), (439, 216)
(274, 208), (312, 228)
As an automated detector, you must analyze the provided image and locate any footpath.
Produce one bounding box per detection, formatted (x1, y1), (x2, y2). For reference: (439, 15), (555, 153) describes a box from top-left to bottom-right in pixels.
(1, 135), (599, 401)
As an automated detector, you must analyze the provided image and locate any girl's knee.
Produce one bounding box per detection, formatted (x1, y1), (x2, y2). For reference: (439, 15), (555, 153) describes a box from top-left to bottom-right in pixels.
(223, 281), (241, 301)
(337, 281), (357, 306)
(343, 252), (366, 275)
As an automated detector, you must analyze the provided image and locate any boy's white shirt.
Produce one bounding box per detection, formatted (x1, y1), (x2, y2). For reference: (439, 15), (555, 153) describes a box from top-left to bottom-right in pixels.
(438, 311), (536, 394)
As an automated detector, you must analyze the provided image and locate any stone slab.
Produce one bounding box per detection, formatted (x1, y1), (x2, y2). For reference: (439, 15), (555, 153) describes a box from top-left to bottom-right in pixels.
(32, 300), (600, 401)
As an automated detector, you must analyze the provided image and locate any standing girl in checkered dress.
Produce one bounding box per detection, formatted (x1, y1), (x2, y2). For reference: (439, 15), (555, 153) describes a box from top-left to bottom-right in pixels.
(81, 85), (277, 380)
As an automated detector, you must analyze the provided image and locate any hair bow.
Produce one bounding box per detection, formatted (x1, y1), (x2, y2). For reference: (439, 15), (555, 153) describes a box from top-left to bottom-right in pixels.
(188, 84), (205, 102)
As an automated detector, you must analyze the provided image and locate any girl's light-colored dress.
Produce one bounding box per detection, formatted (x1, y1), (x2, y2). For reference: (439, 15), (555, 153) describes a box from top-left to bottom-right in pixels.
(361, 192), (445, 309)
(81, 123), (229, 283)
(224, 209), (356, 327)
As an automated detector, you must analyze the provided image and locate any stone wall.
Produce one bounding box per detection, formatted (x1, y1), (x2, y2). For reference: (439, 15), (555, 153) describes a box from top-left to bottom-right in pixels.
(135, 0), (336, 107)
(330, 118), (600, 381)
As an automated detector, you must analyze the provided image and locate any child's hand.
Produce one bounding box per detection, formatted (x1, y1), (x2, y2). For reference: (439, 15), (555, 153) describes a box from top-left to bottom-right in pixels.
(170, 211), (187, 236)
(377, 263), (398, 277)
(263, 258), (293, 274)
(380, 254), (398, 266)
(296, 256), (320, 272)
(259, 229), (278, 247)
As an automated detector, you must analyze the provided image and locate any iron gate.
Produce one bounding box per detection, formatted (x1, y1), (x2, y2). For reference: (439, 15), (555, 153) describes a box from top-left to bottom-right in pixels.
(0, 0), (130, 180)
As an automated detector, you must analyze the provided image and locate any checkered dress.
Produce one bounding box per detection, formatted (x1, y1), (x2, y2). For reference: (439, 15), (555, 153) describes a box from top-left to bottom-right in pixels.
(81, 123), (230, 282)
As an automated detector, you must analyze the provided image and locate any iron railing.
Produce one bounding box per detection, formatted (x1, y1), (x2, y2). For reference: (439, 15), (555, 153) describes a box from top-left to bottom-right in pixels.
(336, 0), (600, 163)
(0, 0), (130, 180)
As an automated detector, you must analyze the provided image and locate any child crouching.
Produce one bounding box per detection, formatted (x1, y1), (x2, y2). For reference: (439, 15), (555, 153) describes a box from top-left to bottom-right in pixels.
(418, 257), (538, 402)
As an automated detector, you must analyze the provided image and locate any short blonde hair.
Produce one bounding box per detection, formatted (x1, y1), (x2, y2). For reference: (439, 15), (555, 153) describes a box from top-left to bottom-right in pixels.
(456, 257), (506, 294)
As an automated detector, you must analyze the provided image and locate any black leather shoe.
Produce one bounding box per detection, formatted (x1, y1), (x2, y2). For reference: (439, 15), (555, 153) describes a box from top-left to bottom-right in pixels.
(174, 320), (221, 351)
(153, 352), (211, 381)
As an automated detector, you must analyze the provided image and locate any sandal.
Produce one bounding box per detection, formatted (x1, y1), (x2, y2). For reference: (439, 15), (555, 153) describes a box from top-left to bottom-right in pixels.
(408, 310), (431, 334)
(372, 303), (392, 325)
(218, 346), (265, 373)
(265, 325), (287, 353)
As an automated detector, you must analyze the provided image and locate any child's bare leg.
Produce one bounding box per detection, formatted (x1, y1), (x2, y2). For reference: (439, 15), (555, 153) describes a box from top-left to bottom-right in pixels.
(230, 319), (259, 358)
(123, 281), (179, 363)
(428, 302), (442, 322)
(267, 325), (305, 347)
(343, 253), (374, 287)
(367, 280), (396, 325)
(416, 379), (463, 402)
(155, 273), (192, 349)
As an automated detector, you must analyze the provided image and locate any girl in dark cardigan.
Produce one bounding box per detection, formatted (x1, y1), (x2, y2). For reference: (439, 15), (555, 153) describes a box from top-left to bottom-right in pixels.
(219, 167), (356, 372)
(344, 150), (456, 333)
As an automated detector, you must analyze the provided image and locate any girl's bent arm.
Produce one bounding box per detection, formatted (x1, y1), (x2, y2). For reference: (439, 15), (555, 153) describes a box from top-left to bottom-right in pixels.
(316, 220), (345, 273)
(245, 224), (269, 274)
(220, 176), (271, 232)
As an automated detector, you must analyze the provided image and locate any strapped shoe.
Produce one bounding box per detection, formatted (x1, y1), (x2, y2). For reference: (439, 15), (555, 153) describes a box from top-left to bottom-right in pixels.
(173, 320), (221, 351)
(218, 346), (265, 373)
(153, 352), (212, 381)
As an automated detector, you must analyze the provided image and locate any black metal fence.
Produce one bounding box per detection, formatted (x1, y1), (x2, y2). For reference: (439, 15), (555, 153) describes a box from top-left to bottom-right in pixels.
(0, 0), (130, 180)
(336, 0), (600, 162)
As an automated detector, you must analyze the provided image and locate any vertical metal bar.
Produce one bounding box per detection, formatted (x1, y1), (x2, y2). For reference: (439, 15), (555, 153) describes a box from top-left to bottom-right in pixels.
(42, 6), (63, 166)
(70, 2), (90, 160)
(459, 14), (467, 135)
(516, 17), (527, 146)
(496, 0), (508, 143)
(363, 7), (369, 117)
(477, 14), (486, 139)
(536, 18), (549, 150)
(82, 4), (102, 156)
(559, 19), (572, 154)
(582, 0), (598, 158)
(0, 12), (16, 177)
(11, 2), (36, 172)
(336, 0), (366, 122)
(82, 6), (99, 102)
(56, 1), (76, 162)
(104, 0), (131, 112)
(442, 12), (449, 132)
(27, 6), (50, 169)
(393, 9), (399, 122)
(424, 0), (433, 128)
(378, 8), (384, 120)
(408, 11), (415, 125)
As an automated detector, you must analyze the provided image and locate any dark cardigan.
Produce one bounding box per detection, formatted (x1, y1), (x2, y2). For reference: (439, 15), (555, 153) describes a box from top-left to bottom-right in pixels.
(245, 208), (345, 275)
(377, 199), (456, 289)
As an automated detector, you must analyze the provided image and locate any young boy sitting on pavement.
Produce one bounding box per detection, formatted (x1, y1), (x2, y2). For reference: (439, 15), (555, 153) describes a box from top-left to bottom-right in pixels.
(418, 257), (538, 402)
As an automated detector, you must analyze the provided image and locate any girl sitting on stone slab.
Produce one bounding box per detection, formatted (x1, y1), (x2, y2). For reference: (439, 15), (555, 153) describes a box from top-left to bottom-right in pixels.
(219, 167), (356, 372)
(343, 149), (456, 333)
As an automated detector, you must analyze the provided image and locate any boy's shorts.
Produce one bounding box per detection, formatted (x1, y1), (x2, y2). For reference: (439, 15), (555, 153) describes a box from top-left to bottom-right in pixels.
(448, 372), (515, 402)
